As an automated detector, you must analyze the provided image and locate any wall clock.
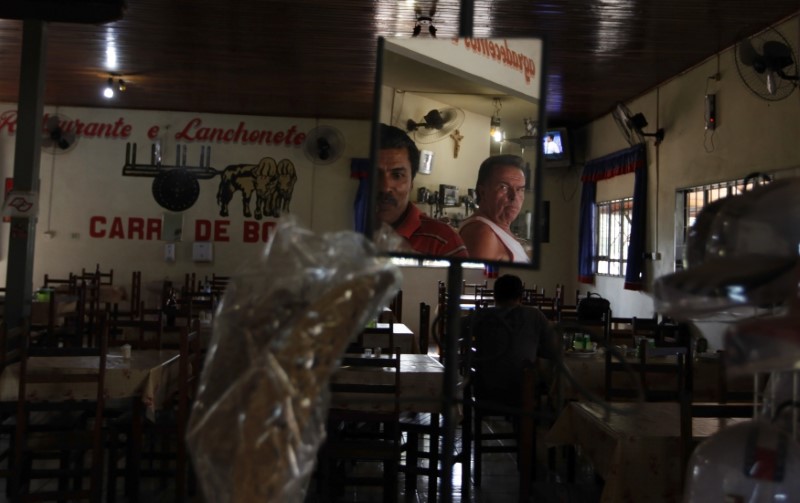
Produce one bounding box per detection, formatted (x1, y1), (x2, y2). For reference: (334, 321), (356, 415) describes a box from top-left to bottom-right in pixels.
(151, 169), (200, 212)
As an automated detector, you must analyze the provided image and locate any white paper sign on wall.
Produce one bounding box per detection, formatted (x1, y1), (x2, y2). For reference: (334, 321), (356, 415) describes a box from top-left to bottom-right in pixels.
(193, 241), (213, 262)
(2, 191), (39, 218)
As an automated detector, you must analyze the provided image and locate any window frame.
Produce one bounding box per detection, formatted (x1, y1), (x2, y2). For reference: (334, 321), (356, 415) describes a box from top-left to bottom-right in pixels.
(594, 197), (633, 277)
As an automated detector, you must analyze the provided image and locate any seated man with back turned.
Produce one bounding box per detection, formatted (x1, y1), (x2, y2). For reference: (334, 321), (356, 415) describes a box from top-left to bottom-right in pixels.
(467, 274), (556, 406)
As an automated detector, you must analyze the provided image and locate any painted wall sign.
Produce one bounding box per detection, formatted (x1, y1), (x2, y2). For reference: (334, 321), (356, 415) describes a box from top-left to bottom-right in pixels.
(88, 215), (278, 243)
(0, 110), (307, 149)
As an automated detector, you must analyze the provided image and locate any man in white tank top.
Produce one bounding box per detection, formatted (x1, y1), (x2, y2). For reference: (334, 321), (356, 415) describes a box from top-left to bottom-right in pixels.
(459, 154), (529, 263)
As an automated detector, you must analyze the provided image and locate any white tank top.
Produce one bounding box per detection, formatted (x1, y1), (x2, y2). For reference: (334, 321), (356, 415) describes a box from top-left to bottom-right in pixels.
(460, 216), (529, 262)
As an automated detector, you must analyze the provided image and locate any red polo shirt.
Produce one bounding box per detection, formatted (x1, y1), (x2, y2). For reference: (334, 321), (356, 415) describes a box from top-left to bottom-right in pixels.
(393, 204), (468, 258)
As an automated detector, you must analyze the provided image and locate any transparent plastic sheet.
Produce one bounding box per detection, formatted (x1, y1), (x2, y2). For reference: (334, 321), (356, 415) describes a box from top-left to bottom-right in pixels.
(724, 311), (800, 376)
(185, 219), (401, 503)
(654, 178), (800, 320)
(684, 420), (800, 502)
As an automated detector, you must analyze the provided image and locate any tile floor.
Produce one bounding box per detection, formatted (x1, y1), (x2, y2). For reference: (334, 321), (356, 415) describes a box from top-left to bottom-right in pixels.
(305, 417), (603, 503)
(1, 418), (603, 502)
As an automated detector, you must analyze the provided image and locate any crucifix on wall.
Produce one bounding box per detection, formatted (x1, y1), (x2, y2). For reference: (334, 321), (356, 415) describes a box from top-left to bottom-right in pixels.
(450, 129), (464, 158)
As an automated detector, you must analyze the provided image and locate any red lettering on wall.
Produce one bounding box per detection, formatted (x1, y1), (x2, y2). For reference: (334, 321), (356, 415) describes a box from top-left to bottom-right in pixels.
(172, 116), (303, 147)
(243, 221), (276, 243)
(89, 216), (106, 237)
(89, 216), (162, 240)
(0, 110), (17, 135)
(147, 219), (162, 240)
(128, 217), (144, 239)
(195, 219), (212, 241)
(41, 114), (133, 139)
(214, 220), (230, 242)
(243, 221), (258, 243)
(109, 218), (125, 238)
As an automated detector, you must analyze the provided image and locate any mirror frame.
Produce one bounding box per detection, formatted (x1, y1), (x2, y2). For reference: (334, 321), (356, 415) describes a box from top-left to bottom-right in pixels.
(366, 36), (548, 270)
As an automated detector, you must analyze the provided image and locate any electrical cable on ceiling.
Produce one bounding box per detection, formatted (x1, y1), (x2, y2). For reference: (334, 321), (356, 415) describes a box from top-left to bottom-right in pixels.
(703, 56), (721, 153)
(654, 87), (660, 258)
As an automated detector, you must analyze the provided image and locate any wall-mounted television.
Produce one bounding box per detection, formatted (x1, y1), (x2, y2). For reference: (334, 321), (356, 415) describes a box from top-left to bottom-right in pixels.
(542, 127), (572, 168)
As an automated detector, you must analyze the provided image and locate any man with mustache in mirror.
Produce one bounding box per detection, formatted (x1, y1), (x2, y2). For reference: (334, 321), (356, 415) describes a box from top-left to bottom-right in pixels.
(376, 124), (467, 258)
(459, 155), (530, 262)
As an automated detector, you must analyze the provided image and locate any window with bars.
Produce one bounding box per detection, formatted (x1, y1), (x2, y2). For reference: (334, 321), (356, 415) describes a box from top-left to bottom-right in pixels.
(595, 197), (633, 276)
(674, 176), (772, 271)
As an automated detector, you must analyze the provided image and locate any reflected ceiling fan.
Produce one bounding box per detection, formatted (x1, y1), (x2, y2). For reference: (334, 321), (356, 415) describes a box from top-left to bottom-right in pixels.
(405, 107), (465, 144)
(303, 125), (345, 165)
(735, 26), (798, 101)
(41, 114), (78, 154)
(612, 102), (665, 147)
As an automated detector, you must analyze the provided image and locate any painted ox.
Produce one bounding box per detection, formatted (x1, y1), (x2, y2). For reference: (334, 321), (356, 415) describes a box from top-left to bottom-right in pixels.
(216, 157), (298, 219)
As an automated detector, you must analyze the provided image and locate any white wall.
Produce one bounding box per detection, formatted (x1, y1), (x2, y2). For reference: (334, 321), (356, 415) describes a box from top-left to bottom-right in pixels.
(576, 15), (800, 318)
(0, 105), (368, 302)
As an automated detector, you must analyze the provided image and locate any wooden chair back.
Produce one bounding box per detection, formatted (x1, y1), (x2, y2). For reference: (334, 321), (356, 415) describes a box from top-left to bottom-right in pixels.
(82, 263), (114, 286)
(418, 302), (431, 355)
(43, 272), (77, 294)
(321, 348), (402, 499)
(389, 289), (403, 323)
(13, 315), (109, 501)
(210, 273), (230, 296)
(351, 324), (395, 355)
(110, 303), (164, 349)
(128, 270), (142, 318)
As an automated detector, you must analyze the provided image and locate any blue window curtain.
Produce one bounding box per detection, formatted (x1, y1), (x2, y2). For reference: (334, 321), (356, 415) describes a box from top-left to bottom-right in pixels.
(578, 143), (647, 290)
(577, 181), (596, 284)
(350, 158), (370, 233)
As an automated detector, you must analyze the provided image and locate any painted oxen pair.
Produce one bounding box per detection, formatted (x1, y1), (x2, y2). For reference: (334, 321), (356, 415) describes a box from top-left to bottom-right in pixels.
(216, 157), (297, 219)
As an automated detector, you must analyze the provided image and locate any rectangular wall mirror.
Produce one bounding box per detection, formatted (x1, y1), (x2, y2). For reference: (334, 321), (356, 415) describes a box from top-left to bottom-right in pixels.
(368, 36), (546, 269)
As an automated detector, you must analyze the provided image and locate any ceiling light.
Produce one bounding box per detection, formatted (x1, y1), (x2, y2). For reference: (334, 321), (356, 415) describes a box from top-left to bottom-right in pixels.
(490, 98), (504, 142)
(103, 77), (114, 99)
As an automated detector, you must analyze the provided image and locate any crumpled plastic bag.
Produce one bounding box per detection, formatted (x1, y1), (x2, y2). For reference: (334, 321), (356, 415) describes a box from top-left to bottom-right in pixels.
(186, 218), (401, 502)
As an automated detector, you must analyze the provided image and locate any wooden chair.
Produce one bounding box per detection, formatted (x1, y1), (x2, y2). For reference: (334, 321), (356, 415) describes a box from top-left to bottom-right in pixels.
(106, 320), (201, 502)
(13, 316), (109, 502)
(42, 273), (77, 294)
(320, 347), (402, 502)
(350, 324), (395, 356)
(388, 289), (403, 323)
(464, 355), (547, 501)
(0, 322), (24, 488)
(463, 307), (554, 494)
(398, 303), (440, 501)
(679, 392), (755, 484)
(604, 335), (690, 403)
(418, 302), (431, 355)
(183, 272), (197, 294)
(82, 264), (113, 286)
(209, 273), (230, 296)
(109, 303), (163, 349)
(462, 280), (487, 297)
(128, 271), (142, 319)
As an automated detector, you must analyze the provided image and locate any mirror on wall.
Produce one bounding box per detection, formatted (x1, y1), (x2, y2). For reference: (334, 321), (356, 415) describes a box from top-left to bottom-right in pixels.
(368, 37), (546, 269)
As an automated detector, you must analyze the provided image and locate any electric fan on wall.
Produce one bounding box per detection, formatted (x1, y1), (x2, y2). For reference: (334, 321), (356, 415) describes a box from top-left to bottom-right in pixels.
(41, 114), (78, 154)
(611, 102), (665, 147)
(735, 26), (799, 101)
(303, 125), (345, 165)
(406, 107), (465, 144)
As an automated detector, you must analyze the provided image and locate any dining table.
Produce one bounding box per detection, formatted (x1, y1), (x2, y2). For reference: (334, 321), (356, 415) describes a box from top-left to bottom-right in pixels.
(30, 296), (78, 326)
(0, 347), (181, 421)
(557, 349), (752, 404)
(546, 401), (748, 503)
(361, 322), (417, 354)
(330, 353), (445, 414)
